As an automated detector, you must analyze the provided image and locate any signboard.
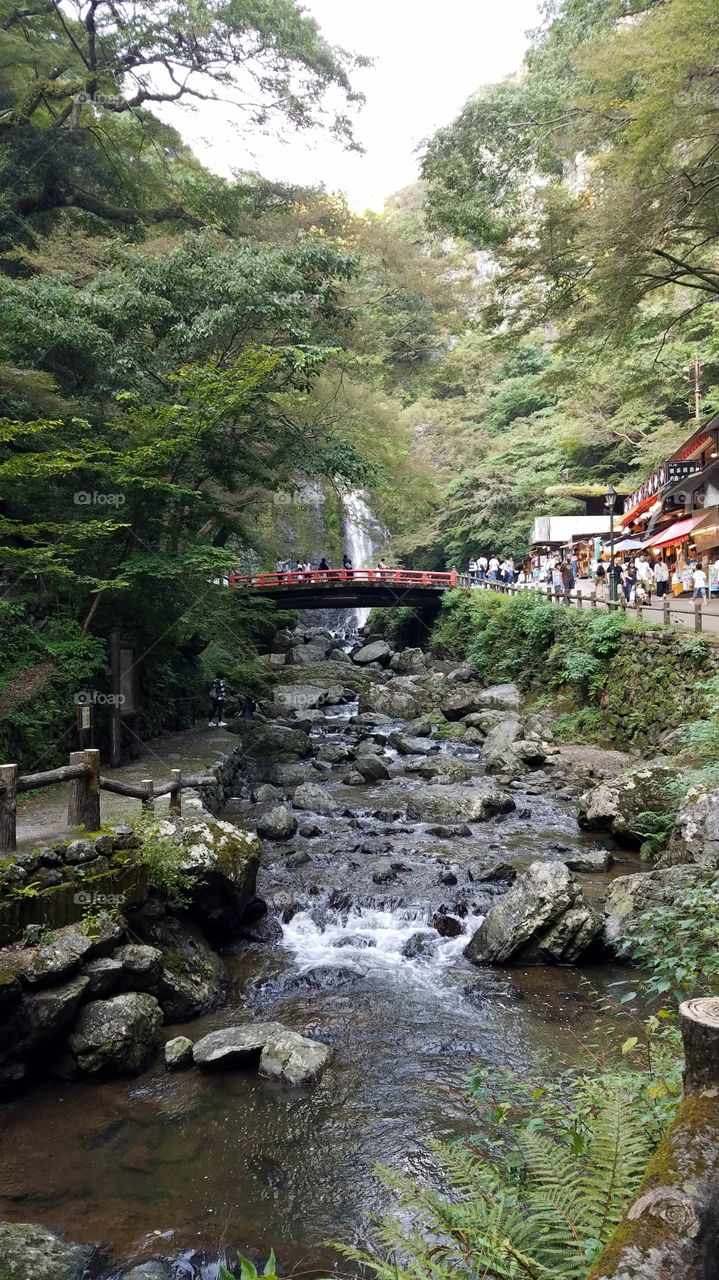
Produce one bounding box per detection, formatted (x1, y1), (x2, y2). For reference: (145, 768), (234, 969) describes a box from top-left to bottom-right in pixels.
(76, 705), (92, 731)
(667, 461), (701, 484)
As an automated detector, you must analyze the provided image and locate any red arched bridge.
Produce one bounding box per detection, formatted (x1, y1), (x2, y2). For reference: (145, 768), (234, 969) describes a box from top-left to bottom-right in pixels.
(228, 568), (460, 609)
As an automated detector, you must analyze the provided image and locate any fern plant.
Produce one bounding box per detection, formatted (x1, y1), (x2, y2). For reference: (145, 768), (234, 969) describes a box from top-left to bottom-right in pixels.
(332, 1082), (661, 1280)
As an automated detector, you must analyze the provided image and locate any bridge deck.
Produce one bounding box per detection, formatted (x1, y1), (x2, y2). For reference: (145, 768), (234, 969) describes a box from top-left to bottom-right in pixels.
(227, 568), (459, 609)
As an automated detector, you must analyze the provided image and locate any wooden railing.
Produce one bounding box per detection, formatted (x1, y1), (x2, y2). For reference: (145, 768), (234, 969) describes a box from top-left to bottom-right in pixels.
(228, 568), (459, 590)
(0, 750), (215, 854)
(460, 577), (711, 633)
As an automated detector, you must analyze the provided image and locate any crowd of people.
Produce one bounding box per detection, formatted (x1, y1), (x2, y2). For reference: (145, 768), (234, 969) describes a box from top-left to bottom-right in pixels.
(467, 550), (719, 602)
(273, 555), (389, 577)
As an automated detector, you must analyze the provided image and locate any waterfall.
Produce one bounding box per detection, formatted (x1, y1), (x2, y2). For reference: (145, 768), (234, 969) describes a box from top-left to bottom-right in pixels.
(341, 489), (385, 629)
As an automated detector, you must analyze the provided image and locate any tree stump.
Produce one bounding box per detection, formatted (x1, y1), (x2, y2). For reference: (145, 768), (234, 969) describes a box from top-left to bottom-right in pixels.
(680, 997), (719, 1094)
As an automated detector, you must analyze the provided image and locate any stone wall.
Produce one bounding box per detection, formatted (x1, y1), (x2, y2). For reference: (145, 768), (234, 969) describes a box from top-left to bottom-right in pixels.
(601, 630), (719, 750)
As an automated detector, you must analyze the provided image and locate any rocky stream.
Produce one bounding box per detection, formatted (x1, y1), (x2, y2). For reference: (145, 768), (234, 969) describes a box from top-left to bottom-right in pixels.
(1, 625), (676, 1280)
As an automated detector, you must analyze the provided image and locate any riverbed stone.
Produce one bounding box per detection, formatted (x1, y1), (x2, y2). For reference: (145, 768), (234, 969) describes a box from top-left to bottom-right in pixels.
(273, 683), (328, 711)
(405, 782), (515, 823)
(226, 719), (313, 762)
(292, 783), (337, 815)
(355, 754), (391, 781)
(389, 732), (439, 756)
(564, 850), (613, 873)
(465, 861), (601, 965)
(127, 902), (228, 1020)
(0, 1221), (100, 1280)
(440, 688), (486, 721)
(602, 864), (703, 949)
(68, 992), (163, 1076)
(406, 715), (434, 737)
(481, 716), (523, 775)
(252, 783), (284, 804)
(6, 929), (93, 989)
(165, 1035), (194, 1071)
(286, 641), (331, 666)
(259, 1027), (332, 1085)
(193, 1022), (282, 1068)
(577, 762), (679, 845)
(478, 683), (522, 711)
(661, 784), (719, 868)
(81, 956), (123, 998)
(352, 640), (392, 666)
(113, 943), (164, 992)
(257, 805), (299, 840)
(359, 683), (421, 718)
(389, 648), (426, 674)
(407, 757), (472, 783)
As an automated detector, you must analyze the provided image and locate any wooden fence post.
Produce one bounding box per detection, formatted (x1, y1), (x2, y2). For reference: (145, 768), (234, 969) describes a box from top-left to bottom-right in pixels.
(141, 778), (154, 815)
(695, 599), (703, 633)
(0, 764), (18, 855)
(84, 749), (101, 831)
(663, 596), (670, 627)
(680, 997), (719, 1093)
(68, 751), (86, 828)
(169, 769), (181, 816)
(590, 590), (597, 609)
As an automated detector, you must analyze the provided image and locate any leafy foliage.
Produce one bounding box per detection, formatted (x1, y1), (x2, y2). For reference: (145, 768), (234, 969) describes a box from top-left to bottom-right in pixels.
(332, 1060), (677, 1280)
(622, 870), (719, 1002)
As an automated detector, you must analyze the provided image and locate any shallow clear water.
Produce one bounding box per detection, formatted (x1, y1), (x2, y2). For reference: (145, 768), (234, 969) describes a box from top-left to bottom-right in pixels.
(0, 698), (636, 1277)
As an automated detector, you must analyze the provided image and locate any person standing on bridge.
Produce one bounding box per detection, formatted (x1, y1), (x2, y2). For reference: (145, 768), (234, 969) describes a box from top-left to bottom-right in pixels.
(342, 553), (353, 579)
(488, 555), (499, 581)
(477, 555), (488, 582)
(318, 557), (330, 573)
(376, 558), (388, 574)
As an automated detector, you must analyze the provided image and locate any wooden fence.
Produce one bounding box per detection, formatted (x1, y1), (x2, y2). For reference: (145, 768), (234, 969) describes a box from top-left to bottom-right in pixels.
(0, 749), (215, 855)
(458, 576), (709, 633)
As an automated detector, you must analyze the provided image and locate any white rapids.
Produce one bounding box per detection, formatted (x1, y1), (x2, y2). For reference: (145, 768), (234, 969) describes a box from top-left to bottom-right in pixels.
(280, 906), (485, 993)
(341, 489), (385, 628)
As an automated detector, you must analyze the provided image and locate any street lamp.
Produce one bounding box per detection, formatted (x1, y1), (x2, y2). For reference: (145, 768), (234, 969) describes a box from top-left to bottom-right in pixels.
(605, 484), (617, 602)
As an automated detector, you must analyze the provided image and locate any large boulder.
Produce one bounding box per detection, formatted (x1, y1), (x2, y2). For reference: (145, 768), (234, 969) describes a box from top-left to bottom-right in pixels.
(478, 683), (522, 711)
(285, 642), (330, 666)
(257, 804), (299, 840)
(127, 902), (228, 1020)
(465, 861), (601, 965)
(577, 762), (678, 845)
(481, 716), (523, 775)
(440, 688), (486, 721)
(0, 1222), (99, 1280)
(351, 640), (392, 667)
(406, 781), (515, 823)
(389, 648), (427, 674)
(360, 683), (421, 718)
(259, 1026), (332, 1085)
(354, 754), (391, 782)
(67, 992), (163, 1076)
(192, 1021), (331, 1084)
(273, 684), (328, 711)
(602, 865), (703, 949)
(1, 929), (93, 989)
(661, 785), (719, 868)
(150, 802), (261, 939)
(0, 975), (89, 1090)
(389, 733), (439, 756)
(292, 783), (337, 815)
(406, 757), (472, 784)
(226, 719), (313, 762)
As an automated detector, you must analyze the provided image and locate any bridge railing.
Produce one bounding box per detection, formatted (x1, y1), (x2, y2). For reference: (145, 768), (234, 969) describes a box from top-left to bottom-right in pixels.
(228, 569), (459, 589)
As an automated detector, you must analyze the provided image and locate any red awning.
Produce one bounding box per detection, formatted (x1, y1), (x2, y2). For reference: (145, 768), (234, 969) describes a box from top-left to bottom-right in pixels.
(645, 512), (709, 549)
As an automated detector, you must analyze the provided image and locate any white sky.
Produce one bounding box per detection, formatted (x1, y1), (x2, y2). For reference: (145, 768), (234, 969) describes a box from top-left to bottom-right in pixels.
(173, 0), (541, 211)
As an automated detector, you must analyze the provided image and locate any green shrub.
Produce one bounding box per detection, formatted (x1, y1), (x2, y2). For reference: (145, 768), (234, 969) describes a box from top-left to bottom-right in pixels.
(136, 820), (197, 907)
(552, 708), (605, 744)
(622, 869), (719, 1001)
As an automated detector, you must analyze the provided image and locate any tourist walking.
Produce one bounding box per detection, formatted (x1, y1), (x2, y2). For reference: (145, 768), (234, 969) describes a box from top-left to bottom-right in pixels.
(560, 560), (574, 603)
(636, 554), (654, 600)
(594, 560), (606, 600)
(318, 557), (330, 572)
(342, 553), (353, 578)
(209, 673), (227, 727)
(710, 557), (719, 598)
(477, 555), (488, 581)
(654, 558), (669, 598)
(488, 555), (500, 581)
(693, 564), (708, 599)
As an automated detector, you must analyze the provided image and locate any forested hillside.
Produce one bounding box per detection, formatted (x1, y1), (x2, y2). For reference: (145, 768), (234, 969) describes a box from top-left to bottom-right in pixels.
(404, 0), (719, 562)
(0, 0), (456, 765)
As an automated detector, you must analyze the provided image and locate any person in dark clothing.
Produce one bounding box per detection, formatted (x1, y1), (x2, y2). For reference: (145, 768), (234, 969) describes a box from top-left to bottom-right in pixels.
(209, 673), (227, 727)
(237, 693), (256, 719)
(318, 557), (330, 572)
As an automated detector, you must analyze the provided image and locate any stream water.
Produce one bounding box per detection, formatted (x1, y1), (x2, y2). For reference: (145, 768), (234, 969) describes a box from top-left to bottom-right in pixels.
(0, 667), (638, 1278)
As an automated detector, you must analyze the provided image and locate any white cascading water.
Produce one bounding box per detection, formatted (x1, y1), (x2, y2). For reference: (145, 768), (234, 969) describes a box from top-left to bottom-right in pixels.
(341, 489), (385, 629)
(280, 907), (485, 994)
